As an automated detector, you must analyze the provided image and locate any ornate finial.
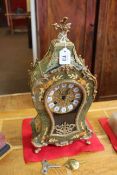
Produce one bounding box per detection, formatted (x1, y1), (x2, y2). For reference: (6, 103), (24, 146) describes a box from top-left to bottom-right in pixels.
(52, 17), (71, 42)
(52, 17), (71, 34)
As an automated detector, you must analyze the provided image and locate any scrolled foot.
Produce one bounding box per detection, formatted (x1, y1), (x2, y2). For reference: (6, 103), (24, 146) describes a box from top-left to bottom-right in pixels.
(35, 147), (41, 154)
(85, 140), (91, 145)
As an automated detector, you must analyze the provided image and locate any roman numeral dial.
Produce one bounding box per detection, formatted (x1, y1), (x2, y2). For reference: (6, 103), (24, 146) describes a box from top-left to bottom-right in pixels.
(46, 82), (82, 114)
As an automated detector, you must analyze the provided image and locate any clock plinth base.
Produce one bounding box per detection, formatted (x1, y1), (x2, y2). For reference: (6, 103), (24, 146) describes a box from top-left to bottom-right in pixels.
(31, 127), (93, 154)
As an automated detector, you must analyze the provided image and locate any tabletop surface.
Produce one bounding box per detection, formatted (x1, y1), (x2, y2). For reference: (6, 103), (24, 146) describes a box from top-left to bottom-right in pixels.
(0, 93), (117, 175)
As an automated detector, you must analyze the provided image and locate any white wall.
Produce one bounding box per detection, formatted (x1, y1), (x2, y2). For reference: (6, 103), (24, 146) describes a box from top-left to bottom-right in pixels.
(30, 0), (38, 63)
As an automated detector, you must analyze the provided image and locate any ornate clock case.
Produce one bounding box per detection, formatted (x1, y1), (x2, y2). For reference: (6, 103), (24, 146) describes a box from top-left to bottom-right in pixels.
(30, 17), (97, 153)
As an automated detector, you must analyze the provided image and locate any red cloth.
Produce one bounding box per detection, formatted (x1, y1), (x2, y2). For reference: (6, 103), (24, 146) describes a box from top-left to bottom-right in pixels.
(99, 117), (117, 151)
(22, 118), (104, 163)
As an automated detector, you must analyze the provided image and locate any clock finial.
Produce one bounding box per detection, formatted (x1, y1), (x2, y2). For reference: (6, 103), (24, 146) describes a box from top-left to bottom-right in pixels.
(52, 17), (71, 41)
(52, 17), (71, 33)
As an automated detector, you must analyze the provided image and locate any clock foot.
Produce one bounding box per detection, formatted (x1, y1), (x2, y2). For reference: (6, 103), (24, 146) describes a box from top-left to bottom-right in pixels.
(34, 147), (41, 154)
(85, 140), (91, 145)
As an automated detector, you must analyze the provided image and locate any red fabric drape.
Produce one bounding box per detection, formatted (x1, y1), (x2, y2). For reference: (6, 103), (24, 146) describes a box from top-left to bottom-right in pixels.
(22, 118), (104, 163)
(99, 117), (117, 151)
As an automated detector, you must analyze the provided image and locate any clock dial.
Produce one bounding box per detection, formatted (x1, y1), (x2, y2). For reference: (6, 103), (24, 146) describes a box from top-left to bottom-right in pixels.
(46, 82), (82, 114)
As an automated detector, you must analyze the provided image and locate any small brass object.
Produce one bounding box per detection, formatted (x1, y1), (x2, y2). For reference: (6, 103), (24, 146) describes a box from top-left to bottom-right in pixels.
(65, 159), (80, 170)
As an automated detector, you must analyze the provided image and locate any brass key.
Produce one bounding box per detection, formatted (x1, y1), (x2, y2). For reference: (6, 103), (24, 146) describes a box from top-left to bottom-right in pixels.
(41, 160), (61, 174)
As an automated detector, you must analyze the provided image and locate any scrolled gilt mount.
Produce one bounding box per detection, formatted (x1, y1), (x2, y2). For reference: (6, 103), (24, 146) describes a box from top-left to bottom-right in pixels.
(30, 17), (97, 153)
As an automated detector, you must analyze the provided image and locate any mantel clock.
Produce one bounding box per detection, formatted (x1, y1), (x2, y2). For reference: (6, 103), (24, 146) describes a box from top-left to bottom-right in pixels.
(30, 17), (97, 153)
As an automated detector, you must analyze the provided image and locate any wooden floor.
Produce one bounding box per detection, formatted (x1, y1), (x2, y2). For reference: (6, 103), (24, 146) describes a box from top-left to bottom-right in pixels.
(0, 93), (117, 175)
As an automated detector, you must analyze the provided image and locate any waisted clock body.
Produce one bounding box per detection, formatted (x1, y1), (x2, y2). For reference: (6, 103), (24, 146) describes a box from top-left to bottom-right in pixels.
(30, 17), (97, 152)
